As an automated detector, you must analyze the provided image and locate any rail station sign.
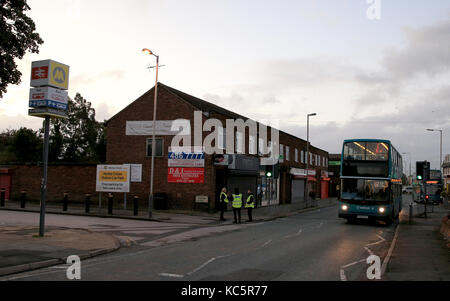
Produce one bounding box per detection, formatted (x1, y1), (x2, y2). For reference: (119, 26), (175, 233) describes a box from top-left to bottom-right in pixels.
(168, 167), (204, 184)
(29, 86), (68, 110)
(30, 59), (70, 90)
(96, 165), (130, 192)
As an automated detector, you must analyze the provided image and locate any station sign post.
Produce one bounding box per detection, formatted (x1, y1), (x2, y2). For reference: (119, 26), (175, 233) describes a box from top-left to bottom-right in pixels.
(28, 59), (70, 237)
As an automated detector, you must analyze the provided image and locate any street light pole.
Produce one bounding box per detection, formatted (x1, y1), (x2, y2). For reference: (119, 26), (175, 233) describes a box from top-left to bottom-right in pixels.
(143, 48), (159, 219)
(427, 129), (443, 174)
(305, 113), (317, 208)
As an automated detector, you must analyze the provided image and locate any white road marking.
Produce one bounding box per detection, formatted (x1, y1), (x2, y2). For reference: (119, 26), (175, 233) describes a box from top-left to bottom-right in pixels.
(283, 228), (303, 239)
(261, 239), (272, 248)
(187, 257), (216, 276)
(340, 259), (366, 281)
(158, 272), (184, 278)
(381, 224), (400, 276)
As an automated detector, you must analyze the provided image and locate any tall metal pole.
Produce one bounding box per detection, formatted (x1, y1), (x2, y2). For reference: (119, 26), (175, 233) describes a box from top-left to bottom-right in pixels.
(149, 55), (159, 219)
(306, 116), (309, 207)
(440, 130), (443, 175)
(39, 116), (50, 237)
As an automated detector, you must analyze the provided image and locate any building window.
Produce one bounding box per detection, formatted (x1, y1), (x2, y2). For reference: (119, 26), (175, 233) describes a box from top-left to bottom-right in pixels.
(301, 150), (304, 163)
(146, 138), (164, 157)
(249, 135), (257, 154)
(286, 146), (290, 161)
(280, 144), (284, 162)
(310, 153), (312, 165)
(318, 155), (321, 166)
(236, 131), (244, 154)
(295, 149), (298, 162)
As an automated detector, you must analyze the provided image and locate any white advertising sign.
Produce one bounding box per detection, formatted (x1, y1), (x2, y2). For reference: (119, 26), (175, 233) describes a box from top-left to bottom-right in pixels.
(125, 164), (142, 182)
(195, 195), (209, 204)
(126, 120), (184, 136)
(290, 168), (307, 176)
(96, 165), (130, 192)
(168, 152), (205, 167)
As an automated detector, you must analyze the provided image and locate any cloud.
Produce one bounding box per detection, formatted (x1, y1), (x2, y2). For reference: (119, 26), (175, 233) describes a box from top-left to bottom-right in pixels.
(382, 20), (450, 80)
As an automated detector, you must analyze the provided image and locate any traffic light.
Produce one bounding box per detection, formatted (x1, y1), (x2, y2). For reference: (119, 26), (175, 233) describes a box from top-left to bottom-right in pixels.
(416, 161), (430, 181)
(425, 195), (429, 202)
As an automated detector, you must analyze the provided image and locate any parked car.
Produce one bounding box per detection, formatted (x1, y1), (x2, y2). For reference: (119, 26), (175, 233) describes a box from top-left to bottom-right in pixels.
(402, 186), (413, 194)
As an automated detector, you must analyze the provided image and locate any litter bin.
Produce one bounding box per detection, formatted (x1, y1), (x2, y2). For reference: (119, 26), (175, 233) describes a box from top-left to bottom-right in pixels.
(154, 192), (168, 210)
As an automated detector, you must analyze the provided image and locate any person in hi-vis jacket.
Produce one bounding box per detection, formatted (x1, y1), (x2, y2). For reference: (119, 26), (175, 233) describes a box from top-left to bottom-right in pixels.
(245, 189), (255, 222)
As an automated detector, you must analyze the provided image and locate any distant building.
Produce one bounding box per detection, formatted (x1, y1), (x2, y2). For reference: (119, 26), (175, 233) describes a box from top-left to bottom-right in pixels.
(328, 154), (341, 198)
(106, 83), (329, 211)
(443, 154), (450, 191)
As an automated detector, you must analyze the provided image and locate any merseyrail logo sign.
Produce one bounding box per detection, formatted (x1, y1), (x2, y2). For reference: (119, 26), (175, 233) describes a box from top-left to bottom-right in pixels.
(31, 60), (70, 90)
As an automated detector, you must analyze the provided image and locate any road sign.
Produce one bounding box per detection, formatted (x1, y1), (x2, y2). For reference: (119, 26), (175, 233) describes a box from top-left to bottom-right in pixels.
(96, 165), (130, 192)
(30, 60), (70, 90)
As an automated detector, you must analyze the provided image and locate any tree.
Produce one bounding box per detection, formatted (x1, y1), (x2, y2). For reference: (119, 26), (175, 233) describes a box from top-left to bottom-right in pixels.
(47, 93), (106, 162)
(11, 127), (42, 162)
(0, 0), (43, 98)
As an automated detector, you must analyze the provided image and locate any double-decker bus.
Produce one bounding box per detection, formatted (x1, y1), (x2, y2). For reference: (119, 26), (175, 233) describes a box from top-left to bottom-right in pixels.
(338, 139), (403, 224)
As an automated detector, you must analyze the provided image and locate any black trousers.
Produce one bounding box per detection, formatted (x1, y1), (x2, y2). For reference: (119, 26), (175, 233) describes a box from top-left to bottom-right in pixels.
(233, 208), (241, 223)
(219, 202), (226, 220)
(247, 207), (253, 221)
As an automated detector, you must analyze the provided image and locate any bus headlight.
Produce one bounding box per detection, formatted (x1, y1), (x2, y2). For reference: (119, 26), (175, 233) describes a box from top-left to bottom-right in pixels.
(341, 205), (348, 211)
(378, 207), (385, 214)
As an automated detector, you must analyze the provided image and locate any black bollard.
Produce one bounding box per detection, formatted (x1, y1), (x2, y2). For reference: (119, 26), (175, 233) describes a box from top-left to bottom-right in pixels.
(133, 195), (139, 216)
(20, 190), (26, 208)
(85, 193), (91, 213)
(0, 188), (5, 207)
(63, 192), (69, 211)
(108, 193), (113, 215)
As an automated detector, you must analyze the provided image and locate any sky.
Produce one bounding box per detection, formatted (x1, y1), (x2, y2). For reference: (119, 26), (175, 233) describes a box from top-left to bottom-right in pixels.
(1, 0), (449, 173)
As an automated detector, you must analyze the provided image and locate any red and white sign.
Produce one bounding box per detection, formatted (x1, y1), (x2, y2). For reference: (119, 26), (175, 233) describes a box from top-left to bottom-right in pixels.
(31, 66), (49, 80)
(168, 168), (204, 184)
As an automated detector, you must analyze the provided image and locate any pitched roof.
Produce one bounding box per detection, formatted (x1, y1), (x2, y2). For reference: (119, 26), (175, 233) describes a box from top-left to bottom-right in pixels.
(160, 83), (247, 120)
(106, 83), (328, 154)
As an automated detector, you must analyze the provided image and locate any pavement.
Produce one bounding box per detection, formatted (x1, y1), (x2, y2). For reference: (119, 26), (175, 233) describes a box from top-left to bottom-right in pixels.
(0, 197), (338, 224)
(0, 225), (120, 277)
(0, 197), (338, 278)
(382, 200), (450, 281)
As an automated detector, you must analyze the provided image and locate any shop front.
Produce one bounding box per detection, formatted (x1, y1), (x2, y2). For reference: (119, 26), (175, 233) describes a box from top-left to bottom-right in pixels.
(320, 170), (330, 199)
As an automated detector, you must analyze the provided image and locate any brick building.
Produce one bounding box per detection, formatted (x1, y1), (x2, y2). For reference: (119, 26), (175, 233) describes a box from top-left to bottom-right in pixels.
(106, 83), (329, 211)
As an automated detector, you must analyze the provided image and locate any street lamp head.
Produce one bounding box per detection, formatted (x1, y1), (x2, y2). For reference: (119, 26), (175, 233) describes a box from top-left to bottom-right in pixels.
(308, 113), (317, 117)
(426, 129), (434, 132)
(142, 48), (155, 56)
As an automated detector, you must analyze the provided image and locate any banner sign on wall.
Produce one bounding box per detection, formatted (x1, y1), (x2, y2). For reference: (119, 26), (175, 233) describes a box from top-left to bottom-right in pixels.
(126, 120), (185, 136)
(96, 165), (130, 192)
(168, 152), (205, 167)
(168, 168), (204, 184)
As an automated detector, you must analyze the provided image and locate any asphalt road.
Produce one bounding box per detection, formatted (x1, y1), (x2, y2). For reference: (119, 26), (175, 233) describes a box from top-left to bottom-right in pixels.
(1, 202), (399, 281)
